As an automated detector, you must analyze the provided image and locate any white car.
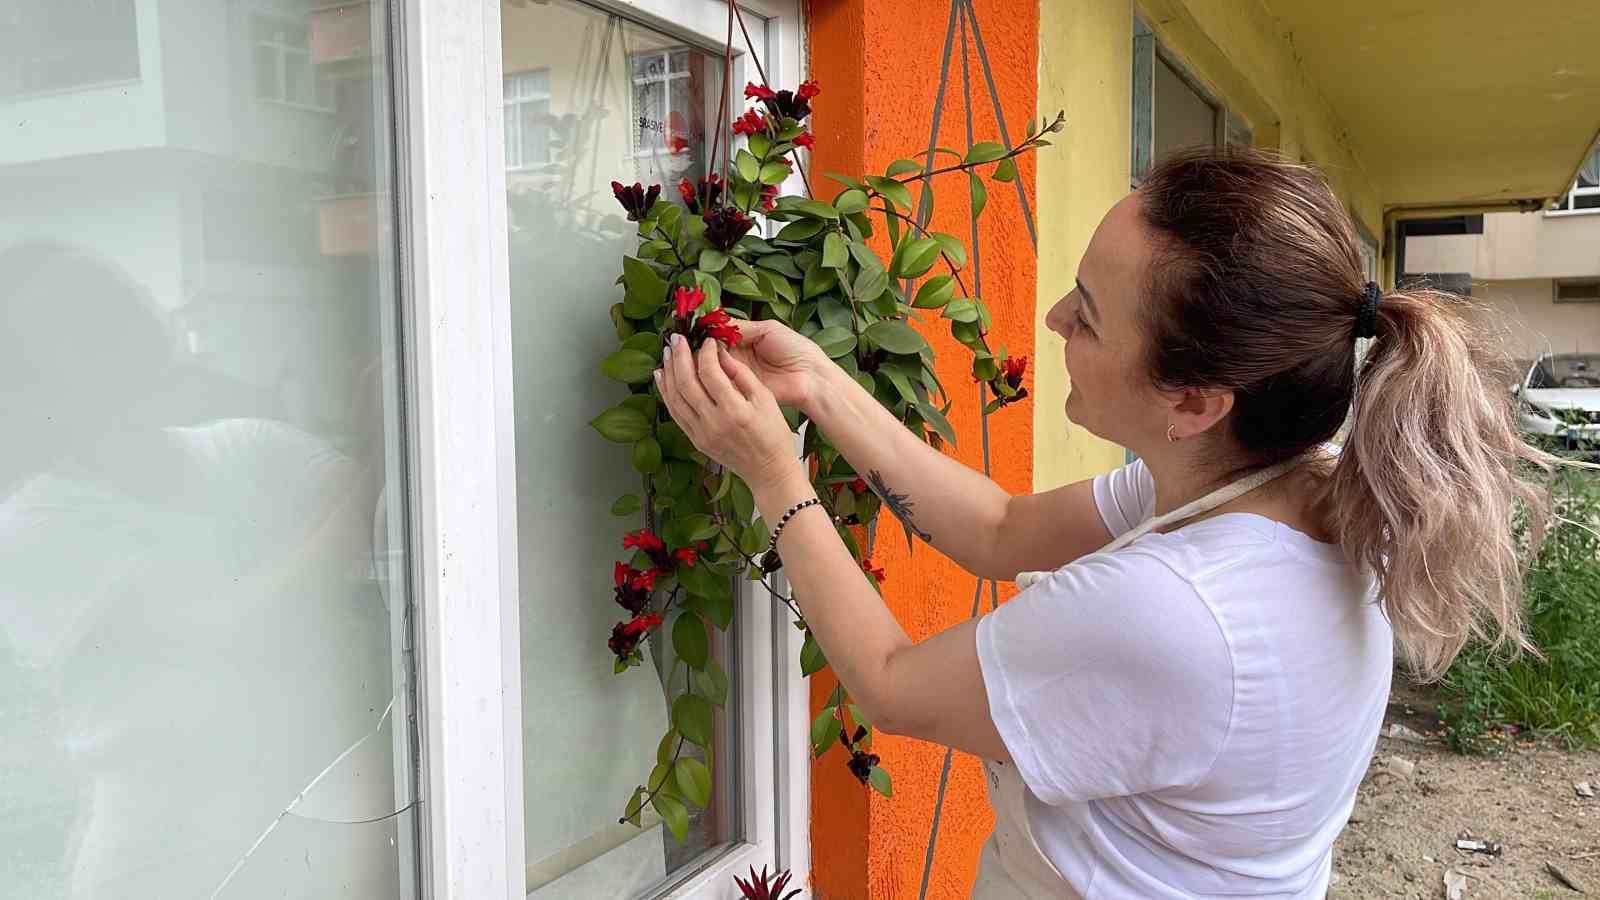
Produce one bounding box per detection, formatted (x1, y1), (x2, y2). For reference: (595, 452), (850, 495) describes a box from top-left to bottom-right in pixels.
(1516, 353), (1600, 452)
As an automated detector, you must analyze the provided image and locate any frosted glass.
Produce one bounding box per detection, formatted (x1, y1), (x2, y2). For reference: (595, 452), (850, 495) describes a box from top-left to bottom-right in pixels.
(0, 1), (418, 897)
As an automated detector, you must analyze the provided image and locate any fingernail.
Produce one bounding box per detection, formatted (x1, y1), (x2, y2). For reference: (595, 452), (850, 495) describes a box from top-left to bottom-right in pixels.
(662, 344), (672, 362)
(653, 369), (662, 384)
(672, 333), (686, 348)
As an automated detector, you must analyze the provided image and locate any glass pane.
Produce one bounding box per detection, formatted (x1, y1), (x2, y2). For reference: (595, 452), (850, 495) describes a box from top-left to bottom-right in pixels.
(0, 1), (141, 98)
(501, 1), (739, 897)
(0, 2), (420, 898)
(1153, 56), (1219, 163)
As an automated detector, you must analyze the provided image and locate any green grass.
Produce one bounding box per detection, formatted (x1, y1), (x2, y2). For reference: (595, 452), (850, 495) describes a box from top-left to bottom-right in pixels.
(1439, 443), (1600, 753)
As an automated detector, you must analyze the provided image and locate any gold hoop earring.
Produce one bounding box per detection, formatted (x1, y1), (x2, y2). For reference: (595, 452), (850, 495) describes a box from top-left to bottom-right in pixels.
(1166, 423), (1180, 443)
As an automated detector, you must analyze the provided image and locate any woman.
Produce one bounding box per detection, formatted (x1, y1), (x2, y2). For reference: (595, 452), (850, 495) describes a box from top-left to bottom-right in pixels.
(654, 150), (1549, 898)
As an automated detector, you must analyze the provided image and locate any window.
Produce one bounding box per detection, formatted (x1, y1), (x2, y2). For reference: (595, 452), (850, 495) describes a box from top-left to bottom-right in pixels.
(504, 69), (554, 170)
(1547, 147), (1600, 215)
(630, 47), (695, 159)
(1555, 278), (1600, 303)
(0, 0), (140, 98)
(1130, 16), (1228, 187)
(252, 16), (333, 111)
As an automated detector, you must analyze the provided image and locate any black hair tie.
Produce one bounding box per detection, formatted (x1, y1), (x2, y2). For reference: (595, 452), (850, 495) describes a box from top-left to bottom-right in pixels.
(1354, 281), (1382, 340)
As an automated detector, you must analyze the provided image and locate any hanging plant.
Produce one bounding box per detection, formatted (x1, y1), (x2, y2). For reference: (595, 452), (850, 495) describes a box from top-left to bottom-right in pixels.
(591, 46), (1063, 839)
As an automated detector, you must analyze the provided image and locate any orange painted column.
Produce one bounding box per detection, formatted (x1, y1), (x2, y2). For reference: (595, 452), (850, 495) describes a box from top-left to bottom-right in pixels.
(806, 0), (1038, 896)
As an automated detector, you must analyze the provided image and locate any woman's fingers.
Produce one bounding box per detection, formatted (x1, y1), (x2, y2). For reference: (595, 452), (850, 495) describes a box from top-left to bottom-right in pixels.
(697, 339), (744, 409)
(718, 345), (769, 402)
(656, 341), (700, 433)
(666, 333), (714, 416)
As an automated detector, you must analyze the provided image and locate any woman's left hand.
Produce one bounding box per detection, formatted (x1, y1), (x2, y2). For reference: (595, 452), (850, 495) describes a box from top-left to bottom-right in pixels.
(655, 331), (803, 490)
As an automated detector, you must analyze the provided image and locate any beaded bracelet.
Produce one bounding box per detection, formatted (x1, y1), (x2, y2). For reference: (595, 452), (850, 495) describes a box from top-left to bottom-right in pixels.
(767, 496), (824, 554)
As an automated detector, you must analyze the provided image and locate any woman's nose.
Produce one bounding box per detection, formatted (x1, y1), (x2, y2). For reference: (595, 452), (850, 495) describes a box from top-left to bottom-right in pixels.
(1045, 296), (1072, 336)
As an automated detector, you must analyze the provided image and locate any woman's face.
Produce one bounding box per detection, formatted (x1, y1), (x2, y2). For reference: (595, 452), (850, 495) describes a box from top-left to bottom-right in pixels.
(1043, 193), (1168, 451)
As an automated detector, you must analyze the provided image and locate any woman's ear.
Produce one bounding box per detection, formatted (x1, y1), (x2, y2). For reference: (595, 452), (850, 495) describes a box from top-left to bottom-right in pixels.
(1167, 388), (1234, 441)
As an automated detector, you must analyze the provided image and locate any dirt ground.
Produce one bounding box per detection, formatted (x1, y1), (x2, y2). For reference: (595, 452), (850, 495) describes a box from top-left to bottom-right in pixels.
(1330, 680), (1600, 899)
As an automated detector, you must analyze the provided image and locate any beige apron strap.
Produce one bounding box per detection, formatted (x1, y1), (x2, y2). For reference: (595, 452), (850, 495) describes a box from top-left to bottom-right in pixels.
(976, 455), (1306, 897)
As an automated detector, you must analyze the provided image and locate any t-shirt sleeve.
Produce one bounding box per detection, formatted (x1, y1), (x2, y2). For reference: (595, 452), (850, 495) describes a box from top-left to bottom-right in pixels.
(976, 549), (1234, 806)
(1091, 457), (1156, 537)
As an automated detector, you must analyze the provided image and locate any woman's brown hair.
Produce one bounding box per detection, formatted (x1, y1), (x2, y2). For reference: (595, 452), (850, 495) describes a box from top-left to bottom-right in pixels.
(1138, 148), (1555, 680)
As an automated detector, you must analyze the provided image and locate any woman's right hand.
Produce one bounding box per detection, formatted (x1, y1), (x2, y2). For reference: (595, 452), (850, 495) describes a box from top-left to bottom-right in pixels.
(726, 318), (828, 411)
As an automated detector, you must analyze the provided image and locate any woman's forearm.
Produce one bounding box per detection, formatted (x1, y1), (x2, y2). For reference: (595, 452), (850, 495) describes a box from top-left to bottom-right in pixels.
(804, 362), (1014, 575)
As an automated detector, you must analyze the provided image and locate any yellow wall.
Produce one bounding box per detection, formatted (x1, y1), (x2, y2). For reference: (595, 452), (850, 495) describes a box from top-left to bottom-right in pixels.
(1033, 0), (1136, 491)
(1034, 0), (1386, 490)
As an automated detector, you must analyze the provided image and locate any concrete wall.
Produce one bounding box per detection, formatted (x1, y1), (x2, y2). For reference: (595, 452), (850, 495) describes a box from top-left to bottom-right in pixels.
(1464, 278), (1600, 363)
(1407, 210), (1600, 281)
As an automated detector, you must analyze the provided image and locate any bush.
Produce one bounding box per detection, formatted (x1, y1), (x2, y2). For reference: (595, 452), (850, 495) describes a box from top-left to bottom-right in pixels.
(1439, 443), (1600, 753)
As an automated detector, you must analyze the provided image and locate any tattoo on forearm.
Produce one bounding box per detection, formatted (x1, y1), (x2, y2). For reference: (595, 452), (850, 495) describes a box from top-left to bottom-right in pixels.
(867, 469), (933, 551)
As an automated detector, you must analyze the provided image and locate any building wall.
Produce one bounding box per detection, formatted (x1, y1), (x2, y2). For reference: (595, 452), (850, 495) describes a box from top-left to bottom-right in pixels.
(1032, 0), (1385, 493)
(1406, 211), (1600, 281)
(1464, 278), (1600, 363)
(807, 0), (1036, 895)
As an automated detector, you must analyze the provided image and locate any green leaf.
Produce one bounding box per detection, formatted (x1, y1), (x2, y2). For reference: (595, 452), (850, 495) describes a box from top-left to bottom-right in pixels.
(931, 232), (966, 269)
(739, 520), (768, 556)
(848, 239), (884, 273)
(776, 218), (826, 243)
(992, 158), (1017, 182)
(800, 629), (827, 675)
(672, 693), (715, 746)
(622, 256), (668, 318)
(632, 436), (663, 474)
(657, 729), (678, 765)
(672, 611), (709, 669)
(759, 161), (790, 185)
(692, 270), (722, 311)
(701, 587), (734, 631)
(590, 405), (651, 443)
(942, 298), (979, 323)
(622, 332), (662, 358)
(698, 248), (729, 273)
(723, 273), (762, 297)
(624, 786), (646, 827)
(736, 149), (760, 183)
(849, 703), (872, 732)
(756, 254), (804, 279)
(868, 765), (893, 797)
(851, 266), (889, 303)
(811, 707), (839, 755)
(913, 275), (956, 309)
(866, 176), (913, 213)
(964, 141), (1007, 164)
(882, 199), (902, 245)
(834, 189), (870, 215)
(890, 238), (940, 279)
(969, 172), (988, 219)
(679, 560), (732, 605)
(811, 326), (858, 359)
(611, 494), (642, 516)
(803, 261), (839, 299)
(886, 158), (923, 177)
(674, 757), (713, 808)
(864, 319), (929, 355)
(916, 399), (959, 446)
(652, 793), (690, 842)
(748, 132), (772, 158)
(821, 232), (848, 269)
(823, 172), (869, 191)
(694, 659), (730, 705)
(972, 352), (1000, 381)
(601, 349), (658, 384)
(729, 474), (756, 523)
(793, 198), (840, 220)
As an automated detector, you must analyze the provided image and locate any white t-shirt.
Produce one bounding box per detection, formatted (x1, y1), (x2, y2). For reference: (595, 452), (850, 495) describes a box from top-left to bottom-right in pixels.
(976, 459), (1392, 899)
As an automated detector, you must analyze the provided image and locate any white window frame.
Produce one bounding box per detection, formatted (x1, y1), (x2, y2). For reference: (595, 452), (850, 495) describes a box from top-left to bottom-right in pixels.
(1546, 147), (1600, 216)
(395, 1), (811, 898)
(252, 14), (335, 113)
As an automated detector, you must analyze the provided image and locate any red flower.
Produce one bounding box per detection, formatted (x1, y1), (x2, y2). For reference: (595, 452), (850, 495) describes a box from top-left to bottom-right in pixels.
(732, 108), (768, 137)
(702, 207), (754, 251)
(608, 612), (664, 661)
(667, 134), (689, 155)
(1001, 355), (1028, 389)
(697, 307), (743, 348)
(610, 181), (660, 221)
(850, 477), (868, 495)
(796, 80), (821, 101)
(678, 174), (723, 215)
(674, 545), (699, 567)
(623, 529), (666, 554)
(759, 183), (779, 211)
(734, 865), (801, 900)
(793, 131), (815, 149)
(860, 558), (886, 583)
(673, 285), (706, 319)
(744, 82), (777, 101)
(613, 562), (658, 615)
